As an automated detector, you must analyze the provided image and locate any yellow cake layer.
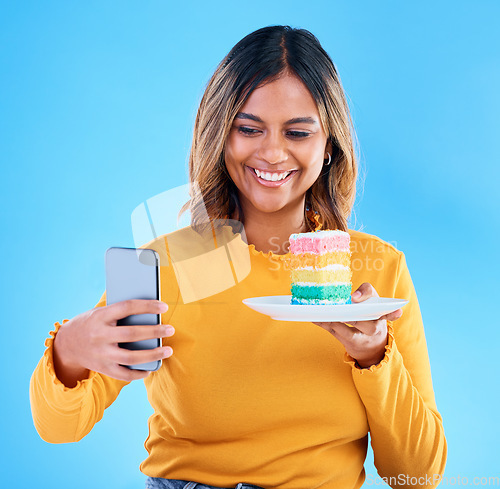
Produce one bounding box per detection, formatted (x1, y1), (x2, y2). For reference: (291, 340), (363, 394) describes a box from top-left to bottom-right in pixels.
(287, 251), (351, 270)
(291, 268), (352, 284)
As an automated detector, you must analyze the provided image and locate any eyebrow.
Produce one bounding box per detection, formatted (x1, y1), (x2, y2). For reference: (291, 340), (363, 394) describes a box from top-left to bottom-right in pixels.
(235, 112), (318, 125)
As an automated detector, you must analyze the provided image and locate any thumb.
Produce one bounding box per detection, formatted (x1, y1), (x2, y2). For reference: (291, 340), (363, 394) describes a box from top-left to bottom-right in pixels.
(351, 282), (377, 302)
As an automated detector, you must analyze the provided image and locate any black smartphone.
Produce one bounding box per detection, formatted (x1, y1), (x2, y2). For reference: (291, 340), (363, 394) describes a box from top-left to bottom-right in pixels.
(105, 247), (161, 371)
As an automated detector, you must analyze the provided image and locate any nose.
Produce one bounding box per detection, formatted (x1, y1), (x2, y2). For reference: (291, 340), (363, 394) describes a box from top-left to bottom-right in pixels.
(257, 131), (288, 165)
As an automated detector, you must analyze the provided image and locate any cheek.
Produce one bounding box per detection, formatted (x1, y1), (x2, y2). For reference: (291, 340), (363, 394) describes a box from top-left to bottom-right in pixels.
(296, 146), (325, 176)
(224, 136), (235, 165)
(225, 132), (258, 165)
(224, 136), (247, 182)
(225, 133), (245, 162)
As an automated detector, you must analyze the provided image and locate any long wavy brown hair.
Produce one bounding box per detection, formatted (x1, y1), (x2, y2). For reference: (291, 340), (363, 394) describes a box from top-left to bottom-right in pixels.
(184, 25), (358, 233)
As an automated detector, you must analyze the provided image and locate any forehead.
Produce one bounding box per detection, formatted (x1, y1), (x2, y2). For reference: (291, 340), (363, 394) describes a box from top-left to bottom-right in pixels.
(239, 74), (320, 120)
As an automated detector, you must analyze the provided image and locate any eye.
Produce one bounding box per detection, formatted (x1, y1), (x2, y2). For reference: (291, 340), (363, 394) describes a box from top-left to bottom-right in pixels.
(287, 130), (310, 139)
(237, 126), (261, 136)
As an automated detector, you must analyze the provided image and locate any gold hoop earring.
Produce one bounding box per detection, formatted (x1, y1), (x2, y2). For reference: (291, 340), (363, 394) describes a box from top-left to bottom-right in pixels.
(324, 152), (332, 166)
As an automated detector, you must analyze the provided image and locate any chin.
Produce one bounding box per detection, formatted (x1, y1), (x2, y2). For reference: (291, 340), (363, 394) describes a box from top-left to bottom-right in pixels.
(249, 198), (293, 215)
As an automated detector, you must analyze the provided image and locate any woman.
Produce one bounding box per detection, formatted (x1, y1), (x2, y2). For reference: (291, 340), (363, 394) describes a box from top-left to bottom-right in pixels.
(30, 26), (447, 489)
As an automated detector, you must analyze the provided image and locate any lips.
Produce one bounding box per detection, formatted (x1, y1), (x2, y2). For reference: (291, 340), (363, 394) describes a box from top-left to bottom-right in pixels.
(246, 166), (298, 187)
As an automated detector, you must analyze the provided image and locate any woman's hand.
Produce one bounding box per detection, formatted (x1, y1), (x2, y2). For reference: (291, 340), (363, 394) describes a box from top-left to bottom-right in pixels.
(313, 282), (403, 368)
(53, 300), (175, 386)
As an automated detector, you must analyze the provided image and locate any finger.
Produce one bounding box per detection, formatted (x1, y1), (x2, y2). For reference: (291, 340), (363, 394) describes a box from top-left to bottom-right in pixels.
(379, 309), (403, 321)
(314, 321), (357, 342)
(101, 299), (168, 322)
(113, 324), (175, 343)
(113, 345), (173, 367)
(351, 282), (379, 303)
(379, 308), (403, 322)
(105, 364), (152, 382)
(346, 319), (380, 336)
(331, 323), (362, 345)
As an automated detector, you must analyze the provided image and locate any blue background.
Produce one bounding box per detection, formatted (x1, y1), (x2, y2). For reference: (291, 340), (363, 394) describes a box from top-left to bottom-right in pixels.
(1, 1), (499, 487)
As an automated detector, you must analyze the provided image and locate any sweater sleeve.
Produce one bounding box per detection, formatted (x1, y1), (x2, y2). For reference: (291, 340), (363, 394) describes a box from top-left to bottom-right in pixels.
(29, 293), (130, 444)
(344, 251), (447, 488)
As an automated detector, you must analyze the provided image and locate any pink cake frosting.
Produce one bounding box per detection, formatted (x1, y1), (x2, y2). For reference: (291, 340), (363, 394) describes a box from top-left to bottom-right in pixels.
(289, 230), (350, 255)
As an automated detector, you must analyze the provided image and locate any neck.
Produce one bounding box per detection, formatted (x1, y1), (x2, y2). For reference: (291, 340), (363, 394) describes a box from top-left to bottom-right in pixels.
(239, 200), (309, 255)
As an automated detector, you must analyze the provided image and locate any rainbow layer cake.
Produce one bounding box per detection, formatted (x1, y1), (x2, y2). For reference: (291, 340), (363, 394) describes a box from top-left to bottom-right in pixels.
(288, 230), (352, 305)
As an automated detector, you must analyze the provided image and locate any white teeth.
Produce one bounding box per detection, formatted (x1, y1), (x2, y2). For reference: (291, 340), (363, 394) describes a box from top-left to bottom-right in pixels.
(254, 169), (292, 181)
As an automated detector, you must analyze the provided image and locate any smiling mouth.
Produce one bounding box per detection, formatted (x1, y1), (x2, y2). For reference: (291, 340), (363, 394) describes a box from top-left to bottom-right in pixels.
(250, 167), (298, 182)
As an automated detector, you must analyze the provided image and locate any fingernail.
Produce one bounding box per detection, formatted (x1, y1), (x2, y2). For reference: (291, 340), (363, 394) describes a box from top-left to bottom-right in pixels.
(158, 302), (168, 312)
(352, 291), (362, 298)
(163, 326), (175, 336)
(163, 346), (173, 358)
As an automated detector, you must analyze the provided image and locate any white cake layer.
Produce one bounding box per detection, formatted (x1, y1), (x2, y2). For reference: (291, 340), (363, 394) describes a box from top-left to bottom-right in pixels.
(295, 264), (349, 271)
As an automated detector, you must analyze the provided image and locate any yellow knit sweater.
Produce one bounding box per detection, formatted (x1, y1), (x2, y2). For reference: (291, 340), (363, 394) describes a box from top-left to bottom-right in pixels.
(30, 225), (446, 489)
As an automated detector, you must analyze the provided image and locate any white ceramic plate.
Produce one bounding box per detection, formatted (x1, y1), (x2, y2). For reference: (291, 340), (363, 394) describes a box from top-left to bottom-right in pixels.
(242, 295), (408, 322)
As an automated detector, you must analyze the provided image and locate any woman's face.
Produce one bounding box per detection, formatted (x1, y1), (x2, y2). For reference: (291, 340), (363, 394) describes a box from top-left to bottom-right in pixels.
(224, 73), (330, 219)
